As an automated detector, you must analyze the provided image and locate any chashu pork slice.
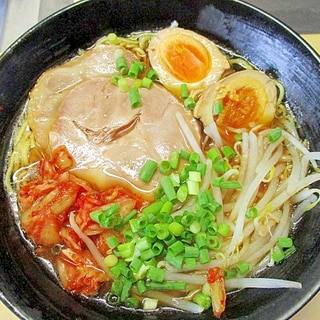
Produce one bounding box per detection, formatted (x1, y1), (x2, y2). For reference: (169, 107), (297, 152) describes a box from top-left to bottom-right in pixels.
(28, 44), (138, 150)
(27, 44), (202, 199)
(49, 78), (201, 198)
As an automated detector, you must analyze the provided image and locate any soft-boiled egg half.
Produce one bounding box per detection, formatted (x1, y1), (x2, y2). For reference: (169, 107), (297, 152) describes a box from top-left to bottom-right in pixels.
(194, 69), (278, 143)
(148, 27), (230, 98)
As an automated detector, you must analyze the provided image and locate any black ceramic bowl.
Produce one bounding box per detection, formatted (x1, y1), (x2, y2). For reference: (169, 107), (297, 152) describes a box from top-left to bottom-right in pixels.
(0, 0), (319, 319)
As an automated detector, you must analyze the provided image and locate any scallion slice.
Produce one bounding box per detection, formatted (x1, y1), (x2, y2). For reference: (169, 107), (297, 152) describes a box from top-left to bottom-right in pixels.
(212, 100), (223, 115)
(160, 176), (177, 201)
(116, 56), (128, 75)
(268, 127), (282, 143)
(180, 83), (189, 99)
(139, 159), (158, 183)
(184, 96), (196, 110)
(129, 86), (142, 109)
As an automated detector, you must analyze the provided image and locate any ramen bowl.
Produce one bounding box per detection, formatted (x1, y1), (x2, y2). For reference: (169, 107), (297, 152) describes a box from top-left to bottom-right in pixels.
(0, 0), (319, 319)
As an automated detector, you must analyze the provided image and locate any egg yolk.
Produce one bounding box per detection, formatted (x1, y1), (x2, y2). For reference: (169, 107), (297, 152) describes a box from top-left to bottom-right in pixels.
(159, 34), (211, 83)
(217, 86), (261, 128)
(215, 84), (269, 143)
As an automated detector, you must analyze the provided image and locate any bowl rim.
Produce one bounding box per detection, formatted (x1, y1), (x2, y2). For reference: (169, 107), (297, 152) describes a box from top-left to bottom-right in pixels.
(0, 1), (320, 319)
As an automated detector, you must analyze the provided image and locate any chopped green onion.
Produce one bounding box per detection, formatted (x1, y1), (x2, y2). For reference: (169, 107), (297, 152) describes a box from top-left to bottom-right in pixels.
(190, 221), (201, 234)
(159, 160), (171, 175)
(217, 223), (230, 237)
(136, 237), (152, 252)
(152, 241), (164, 256)
(163, 234), (176, 246)
(272, 249), (285, 263)
(103, 254), (118, 268)
(130, 257), (143, 273)
(160, 176), (177, 201)
(145, 281), (187, 291)
(142, 77), (153, 88)
(168, 240), (185, 256)
(128, 61), (144, 78)
(199, 248), (210, 264)
(169, 151), (180, 170)
(107, 33), (119, 44)
(129, 218), (139, 233)
(168, 221), (184, 237)
(207, 235), (221, 250)
(125, 297), (140, 309)
(213, 160), (229, 174)
(189, 152), (200, 164)
(177, 183), (188, 202)
(221, 145), (236, 158)
(165, 252), (184, 270)
(188, 171), (202, 182)
(110, 260), (127, 278)
(212, 101), (223, 115)
(132, 78), (142, 87)
(106, 293), (120, 306)
(236, 261), (250, 274)
(180, 230), (193, 244)
(143, 298), (158, 310)
(139, 159), (158, 183)
(123, 230), (134, 242)
(115, 209), (138, 231)
(185, 257), (197, 269)
(181, 211), (195, 227)
(129, 86), (142, 109)
(160, 201), (173, 215)
(195, 235), (207, 249)
(116, 56), (128, 75)
(121, 267), (133, 279)
(196, 163), (207, 176)
(184, 96), (196, 110)
(234, 133), (243, 141)
(117, 77), (130, 92)
(140, 248), (156, 261)
(180, 149), (191, 160)
(207, 148), (221, 162)
(145, 224), (157, 239)
(111, 278), (124, 296)
(157, 211), (172, 224)
(225, 268), (237, 279)
(180, 84), (189, 99)
(137, 216), (148, 229)
(245, 207), (259, 219)
(212, 177), (242, 189)
(155, 223), (170, 240)
(169, 172), (180, 187)
(117, 242), (135, 259)
(106, 235), (119, 249)
(120, 278), (133, 302)
(187, 180), (200, 195)
(184, 246), (199, 258)
(136, 280), (147, 294)
(111, 74), (121, 85)
(277, 237), (293, 249)
(146, 68), (158, 81)
(142, 201), (163, 215)
(207, 221), (218, 236)
(268, 127), (282, 143)
(193, 292), (211, 309)
(147, 266), (165, 282)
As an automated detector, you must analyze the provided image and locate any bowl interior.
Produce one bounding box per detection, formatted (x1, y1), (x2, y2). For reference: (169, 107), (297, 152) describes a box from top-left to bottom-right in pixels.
(0, 0), (319, 319)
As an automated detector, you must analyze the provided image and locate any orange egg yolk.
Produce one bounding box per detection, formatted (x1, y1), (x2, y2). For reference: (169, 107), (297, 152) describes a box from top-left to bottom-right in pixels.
(216, 86), (265, 143)
(217, 86), (260, 128)
(159, 34), (211, 83)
